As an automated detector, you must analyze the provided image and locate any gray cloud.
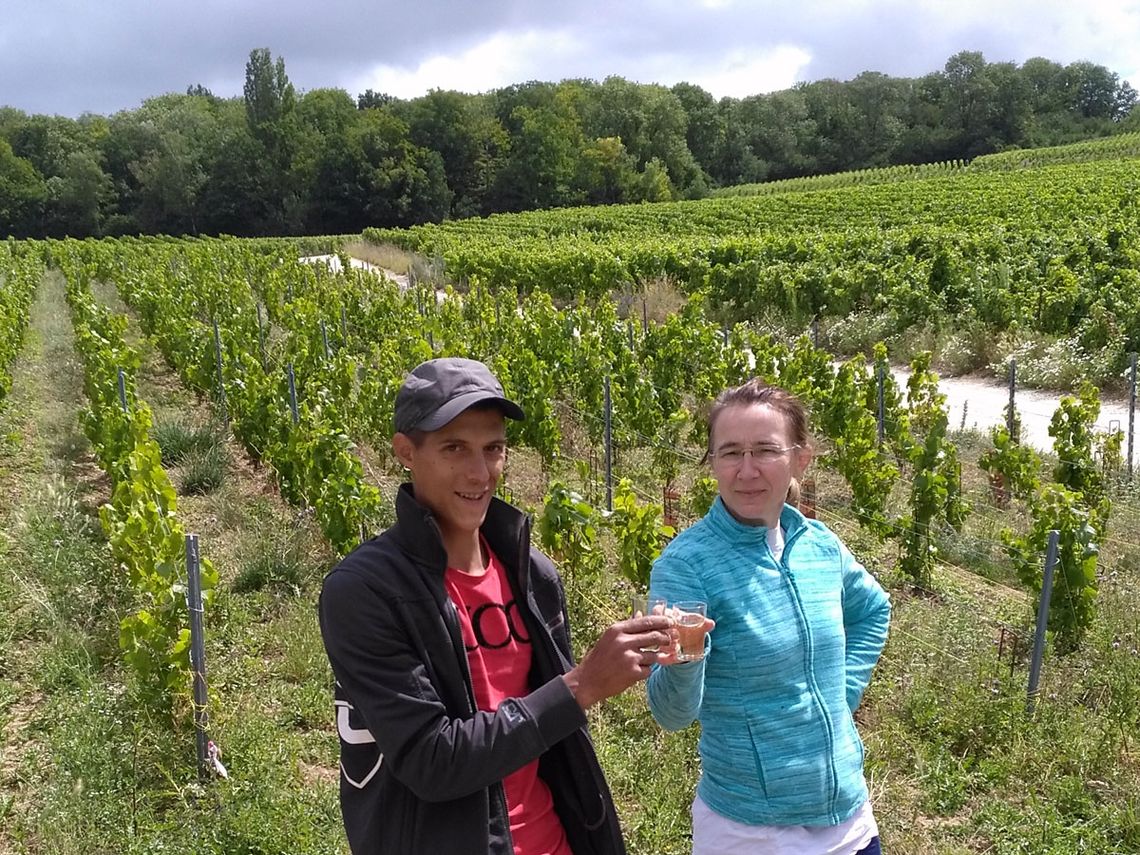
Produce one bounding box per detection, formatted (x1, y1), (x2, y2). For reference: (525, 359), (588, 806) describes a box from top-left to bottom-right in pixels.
(1, 0), (1136, 117)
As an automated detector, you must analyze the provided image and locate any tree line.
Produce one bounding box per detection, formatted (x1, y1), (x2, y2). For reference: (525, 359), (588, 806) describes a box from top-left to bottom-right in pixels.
(1, 48), (1136, 239)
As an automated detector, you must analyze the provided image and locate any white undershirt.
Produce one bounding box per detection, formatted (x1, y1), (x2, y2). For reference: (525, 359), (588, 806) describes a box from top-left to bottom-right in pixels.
(689, 524), (879, 855)
(767, 524), (785, 562)
(693, 795), (878, 855)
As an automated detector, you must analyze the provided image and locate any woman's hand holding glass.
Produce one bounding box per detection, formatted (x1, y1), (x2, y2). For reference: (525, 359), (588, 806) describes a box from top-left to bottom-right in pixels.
(631, 593), (715, 665)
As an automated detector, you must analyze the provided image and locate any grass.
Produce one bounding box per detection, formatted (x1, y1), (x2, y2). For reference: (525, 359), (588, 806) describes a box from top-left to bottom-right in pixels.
(343, 238), (413, 273)
(177, 442), (227, 496)
(152, 416), (217, 466)
(0, 273), (131, 855)
(345, 238), (443, 286)
(614, 276), (688, 327)
(231, 530), (308, 595)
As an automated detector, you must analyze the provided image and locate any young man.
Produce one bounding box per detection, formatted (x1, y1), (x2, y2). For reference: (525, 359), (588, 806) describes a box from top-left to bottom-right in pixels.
(319, 357), (672, 855)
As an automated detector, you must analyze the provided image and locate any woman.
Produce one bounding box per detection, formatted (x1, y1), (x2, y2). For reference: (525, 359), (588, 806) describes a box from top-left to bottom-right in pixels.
(648, 378), (891, 855)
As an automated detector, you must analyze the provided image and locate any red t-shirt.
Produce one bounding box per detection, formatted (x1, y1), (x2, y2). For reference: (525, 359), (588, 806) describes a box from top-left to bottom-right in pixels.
(445, 546), (573, 855)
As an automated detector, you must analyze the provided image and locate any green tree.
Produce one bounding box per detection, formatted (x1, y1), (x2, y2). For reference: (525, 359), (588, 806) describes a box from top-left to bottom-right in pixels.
(305, 126), (369, 234)
(99, 111), (154, 235)
(1021, 57), (1067, 113)
(130, 132), (206, 234)
(0, 107), (29, 142)
(642, 85), (704, 196)
(296, 87), (357, 138)
(244, 48), (296, 147)
(493, 94), (585, 210)
(127, 93), (221, 234)
(47, 149), (114, 237)
(581, 77), (648, 163)
(671, 82), (722, 182)
(708, 103), (766, 185)
(801, 78), (864, 172)
(1115, 81), (1138, 122)
(940, 51), (1013, 157)
(0, 138), (46, 236)
(198, 115), (274, 236)
(638, 156), (673, 202)
(578, 136), (638, 204)
(293, 88), (360, 228)
(243, 48), (300, 233)
(847, 71), (907, 165)
(983, 61), (1031, 148)
(7, 114), (86, 179)
(736, 90), (817, 179)
(357, 89), (398, 111)
(354, 109), (451, 226)
(896, 71), (958, 163)
(1062, 61), (1127, 119)
(404, 90), (509, 217)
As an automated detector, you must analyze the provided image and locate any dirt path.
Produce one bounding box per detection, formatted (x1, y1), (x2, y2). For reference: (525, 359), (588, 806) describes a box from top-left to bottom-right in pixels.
(301, 253), (403, 285)
(891, 367), (1136, 462)
(300, 254), (451, 303)
(0, 271), (113, 853)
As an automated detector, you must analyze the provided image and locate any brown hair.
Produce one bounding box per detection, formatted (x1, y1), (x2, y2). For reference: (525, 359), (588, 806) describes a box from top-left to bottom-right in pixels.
(703, 378), (811, 503)
(403, 399), (506, 448)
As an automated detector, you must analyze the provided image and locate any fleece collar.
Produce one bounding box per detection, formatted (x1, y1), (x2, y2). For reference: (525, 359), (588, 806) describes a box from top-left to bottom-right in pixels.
(704, 495), (809, 547)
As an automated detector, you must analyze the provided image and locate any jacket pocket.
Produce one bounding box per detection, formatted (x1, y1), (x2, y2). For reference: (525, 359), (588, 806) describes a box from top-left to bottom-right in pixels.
(835, 711), (866, 789)
(742, 716), (770, 802)
(744, 712), (832, 812)
(540, 734), (623, 855)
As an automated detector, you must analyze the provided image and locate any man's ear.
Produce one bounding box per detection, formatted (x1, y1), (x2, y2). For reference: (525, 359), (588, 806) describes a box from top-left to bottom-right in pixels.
(392, 432), (415, 470)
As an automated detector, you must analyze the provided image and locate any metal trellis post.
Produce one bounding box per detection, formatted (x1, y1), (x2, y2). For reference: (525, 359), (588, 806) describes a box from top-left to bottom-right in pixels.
(256, 303), (267, 370)
(186, 534), (210, 780)
(1128, 352), (1137, 480)
(1007, 358), (1017, 442)
(213, 320), (228, 427)
(604, 375), (614, 512)
(287, 364), (300, 425)
(1027, 530), (1060, 713)
(876, 364), (885, 446)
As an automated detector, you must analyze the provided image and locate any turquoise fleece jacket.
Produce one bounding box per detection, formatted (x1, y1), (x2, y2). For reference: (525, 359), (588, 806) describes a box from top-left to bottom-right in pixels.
(647, 498), (891, 827)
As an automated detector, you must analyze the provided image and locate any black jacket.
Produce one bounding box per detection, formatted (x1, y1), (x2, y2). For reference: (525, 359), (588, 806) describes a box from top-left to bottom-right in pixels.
(319, 484), (627, 855)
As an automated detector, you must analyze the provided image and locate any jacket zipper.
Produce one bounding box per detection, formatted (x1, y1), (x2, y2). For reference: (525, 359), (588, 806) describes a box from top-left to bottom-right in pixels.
(516, 519), (574, 675)
(515, 517), (611, 834)
(434, 520), (515, 854)
(777, 523), (841, 822)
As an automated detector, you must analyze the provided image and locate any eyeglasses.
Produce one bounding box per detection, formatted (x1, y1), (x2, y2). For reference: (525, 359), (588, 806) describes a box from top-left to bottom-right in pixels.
(709, 444), (800, 466)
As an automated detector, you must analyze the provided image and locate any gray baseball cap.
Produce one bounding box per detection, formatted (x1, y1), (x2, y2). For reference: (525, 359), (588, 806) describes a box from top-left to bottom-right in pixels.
(394, 358), (525, 434)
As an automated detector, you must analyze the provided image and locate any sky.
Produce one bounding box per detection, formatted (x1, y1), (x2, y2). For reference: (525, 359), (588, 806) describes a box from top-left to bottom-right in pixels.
(2, 0), (1139, 118)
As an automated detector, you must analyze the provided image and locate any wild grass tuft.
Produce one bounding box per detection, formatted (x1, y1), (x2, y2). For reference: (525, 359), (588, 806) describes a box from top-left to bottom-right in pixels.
(153, 416), (216, 466)
(178, 442), (227, 495)
(232, 551), (304, 594)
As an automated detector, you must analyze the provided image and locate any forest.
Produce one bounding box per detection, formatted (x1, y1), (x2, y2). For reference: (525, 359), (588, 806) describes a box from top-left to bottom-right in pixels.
(0, 47), (1136, 239)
